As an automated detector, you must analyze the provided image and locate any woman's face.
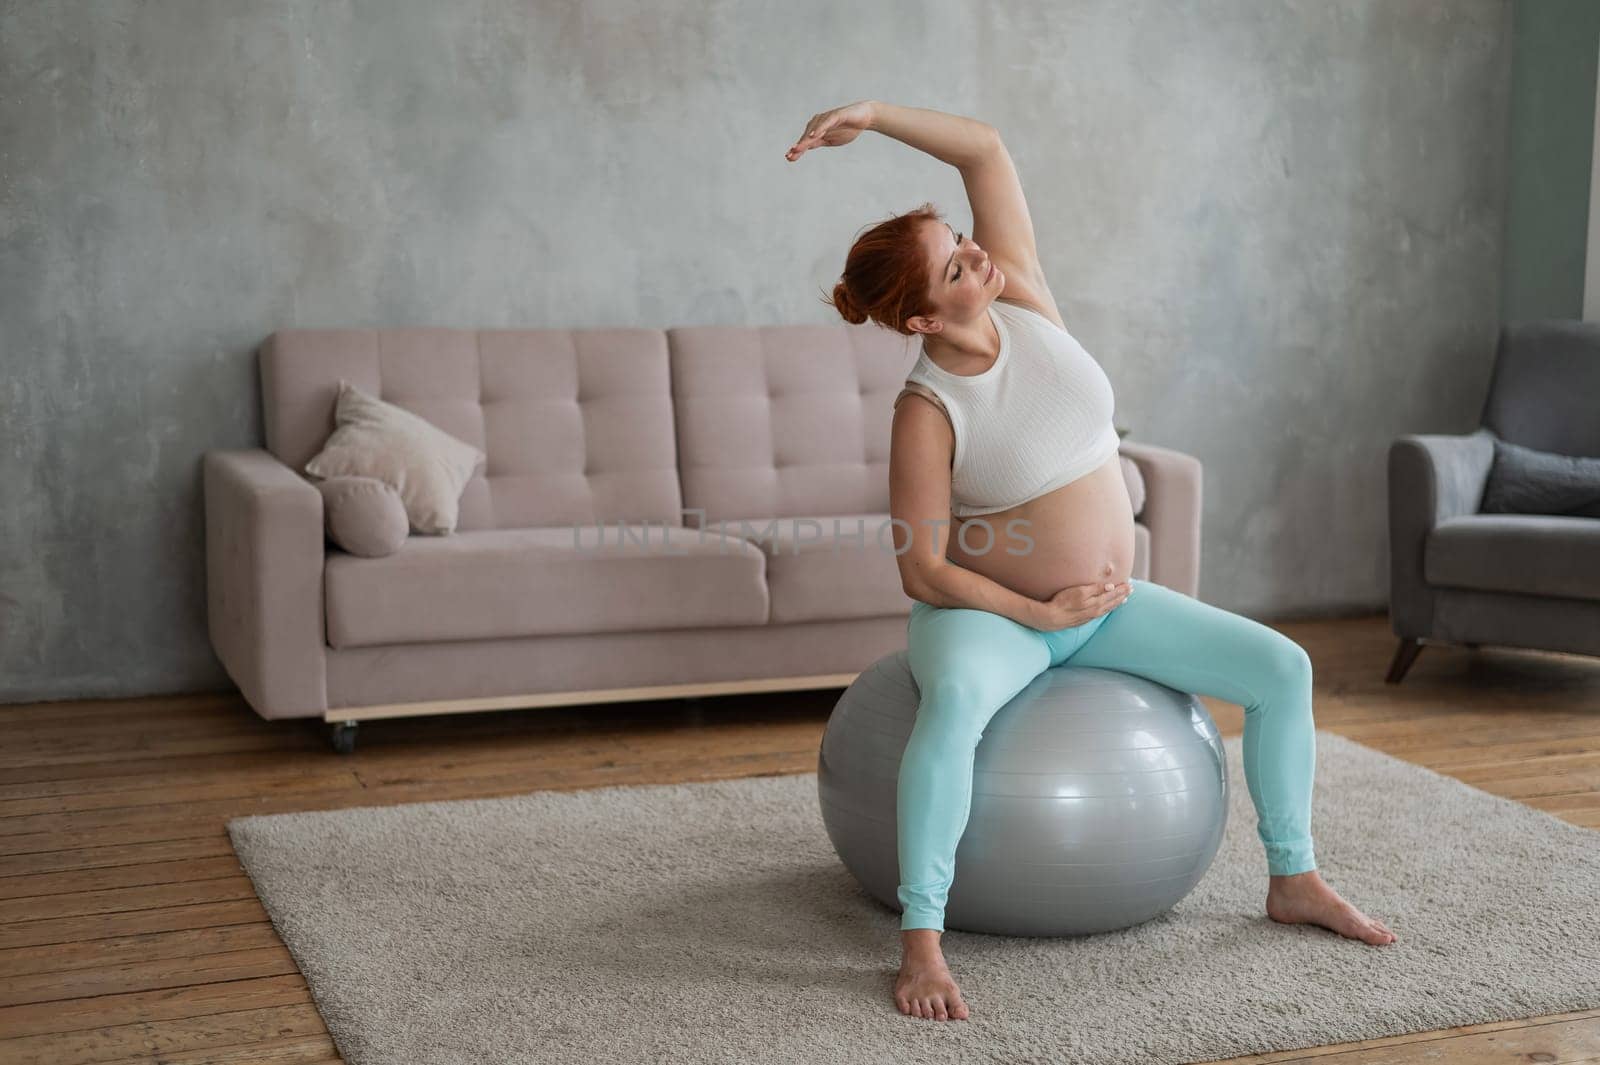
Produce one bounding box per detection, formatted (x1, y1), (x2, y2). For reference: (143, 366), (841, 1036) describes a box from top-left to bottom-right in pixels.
(915, 219), (1001, 333)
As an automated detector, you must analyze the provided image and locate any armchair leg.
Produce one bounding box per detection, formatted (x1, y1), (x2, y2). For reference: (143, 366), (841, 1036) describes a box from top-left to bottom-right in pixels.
(1385, 638), (1424, 684)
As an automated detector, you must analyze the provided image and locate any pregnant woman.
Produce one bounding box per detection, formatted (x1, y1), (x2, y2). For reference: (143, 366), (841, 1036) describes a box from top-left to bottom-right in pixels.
(786, 101), (1397, 1023)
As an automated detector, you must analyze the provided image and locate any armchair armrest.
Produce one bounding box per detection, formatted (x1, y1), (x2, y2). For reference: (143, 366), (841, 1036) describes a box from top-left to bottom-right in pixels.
(203, 449), (328, 719)
(1386, 428), (1495, 637)
(1118, 440), (1202, 598)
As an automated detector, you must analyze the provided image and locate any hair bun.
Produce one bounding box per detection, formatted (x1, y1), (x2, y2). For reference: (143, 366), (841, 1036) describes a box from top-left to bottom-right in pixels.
(832, 281), (868, 325)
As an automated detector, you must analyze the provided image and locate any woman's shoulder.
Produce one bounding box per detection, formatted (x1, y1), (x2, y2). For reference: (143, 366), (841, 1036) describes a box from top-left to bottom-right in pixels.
(896, 377), (952, 421)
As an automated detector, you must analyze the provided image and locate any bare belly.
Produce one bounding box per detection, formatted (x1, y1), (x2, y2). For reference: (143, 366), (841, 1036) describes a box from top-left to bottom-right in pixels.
(944, 452), (1136, 604)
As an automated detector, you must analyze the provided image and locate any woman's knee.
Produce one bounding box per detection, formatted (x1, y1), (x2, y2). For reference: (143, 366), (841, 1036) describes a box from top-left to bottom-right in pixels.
(1256, 635), (1313, 695)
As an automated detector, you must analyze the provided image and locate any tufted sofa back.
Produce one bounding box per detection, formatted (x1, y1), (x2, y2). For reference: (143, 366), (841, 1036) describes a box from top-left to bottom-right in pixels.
(258, 323), (921, 532)
(667, 323), (918, 526)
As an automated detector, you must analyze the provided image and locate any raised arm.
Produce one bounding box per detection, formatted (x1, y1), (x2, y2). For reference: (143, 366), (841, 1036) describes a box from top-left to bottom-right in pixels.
(865, 104), (1046, 289)
(861, 101), (996, 169)
(788, 101), (1060, 324)
(958, 133), (1055, 317)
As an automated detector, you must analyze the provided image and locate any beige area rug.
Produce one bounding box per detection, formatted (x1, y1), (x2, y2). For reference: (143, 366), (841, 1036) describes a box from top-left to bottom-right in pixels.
(227, 729), (1600, 1065)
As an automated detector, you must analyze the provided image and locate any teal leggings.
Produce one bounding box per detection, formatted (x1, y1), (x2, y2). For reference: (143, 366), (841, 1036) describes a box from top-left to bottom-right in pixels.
(899, 577), (1317, 932)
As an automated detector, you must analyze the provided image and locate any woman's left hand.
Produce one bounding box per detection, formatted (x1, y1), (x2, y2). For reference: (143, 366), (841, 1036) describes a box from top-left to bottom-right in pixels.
(784, 101), (875, 162)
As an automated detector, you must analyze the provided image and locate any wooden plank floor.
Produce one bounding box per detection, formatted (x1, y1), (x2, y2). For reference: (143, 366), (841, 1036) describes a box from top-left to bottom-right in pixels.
(1, 614), (1598, 1064)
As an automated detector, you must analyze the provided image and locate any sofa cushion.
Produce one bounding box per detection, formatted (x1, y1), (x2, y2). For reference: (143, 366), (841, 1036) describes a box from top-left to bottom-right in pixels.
(261, 327), (682, 532)
(305, 380), (485, 534)
(1480, 436), (1600, 519)
(1425, 514), (1600, 602)
(317, 476), (409, 557)
(324, 525), (769, 649)
(668, 323), (917, 525)
(717, 512), (908, 624)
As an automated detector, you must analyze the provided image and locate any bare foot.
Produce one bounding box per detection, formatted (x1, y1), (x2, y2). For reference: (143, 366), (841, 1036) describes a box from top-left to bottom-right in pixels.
(1266, 870), (1397, 945)
(894, 929), (970, 1020)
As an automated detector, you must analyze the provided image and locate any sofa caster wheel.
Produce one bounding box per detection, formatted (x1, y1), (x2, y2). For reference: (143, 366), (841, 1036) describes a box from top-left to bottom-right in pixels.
(330, 721), (359, 755)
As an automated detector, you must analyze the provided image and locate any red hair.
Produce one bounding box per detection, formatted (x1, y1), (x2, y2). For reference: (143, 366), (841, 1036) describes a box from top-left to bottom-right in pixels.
(822, 201), (943, 333)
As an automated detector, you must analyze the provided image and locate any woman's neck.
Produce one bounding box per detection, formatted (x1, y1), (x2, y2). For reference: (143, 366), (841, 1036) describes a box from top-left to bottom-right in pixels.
(924, 306), (1000, 367)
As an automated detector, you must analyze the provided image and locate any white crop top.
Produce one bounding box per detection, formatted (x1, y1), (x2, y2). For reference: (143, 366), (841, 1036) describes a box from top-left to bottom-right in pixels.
(897, 298), (1120, 518)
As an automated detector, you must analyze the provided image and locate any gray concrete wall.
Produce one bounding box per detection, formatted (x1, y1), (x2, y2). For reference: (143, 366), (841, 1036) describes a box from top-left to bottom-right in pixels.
(1, 1), (1512, 704)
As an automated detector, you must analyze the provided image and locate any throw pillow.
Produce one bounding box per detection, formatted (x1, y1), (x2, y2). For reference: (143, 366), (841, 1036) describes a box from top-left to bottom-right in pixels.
(316, 476), (410, 557)
(1480, 436), (1600, 519)
(304, 380), (486, 534)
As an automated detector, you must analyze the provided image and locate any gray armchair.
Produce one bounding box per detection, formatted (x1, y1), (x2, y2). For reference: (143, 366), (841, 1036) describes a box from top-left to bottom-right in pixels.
(1386, 320), (1600, 683)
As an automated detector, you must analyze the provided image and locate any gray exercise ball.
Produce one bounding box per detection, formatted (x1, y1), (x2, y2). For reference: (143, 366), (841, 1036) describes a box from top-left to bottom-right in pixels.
(817, 649), (1228, 936)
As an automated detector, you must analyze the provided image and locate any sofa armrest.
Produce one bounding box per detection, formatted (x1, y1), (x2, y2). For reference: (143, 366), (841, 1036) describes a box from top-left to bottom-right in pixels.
(203, 449), (328, 719)
(1385, 428), (1495, 637)
(1118, 440), (1202, 598)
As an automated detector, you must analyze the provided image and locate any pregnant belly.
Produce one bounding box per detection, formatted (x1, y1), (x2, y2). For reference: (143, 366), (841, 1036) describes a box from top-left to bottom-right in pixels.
(944, 452), (1136, 604)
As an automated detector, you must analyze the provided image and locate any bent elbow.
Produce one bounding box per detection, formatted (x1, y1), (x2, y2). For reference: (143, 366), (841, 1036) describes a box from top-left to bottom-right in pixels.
(899, 560), (944, 604)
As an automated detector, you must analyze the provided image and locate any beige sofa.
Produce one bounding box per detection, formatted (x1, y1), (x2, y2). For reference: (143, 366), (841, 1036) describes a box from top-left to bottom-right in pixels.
(203, 321), (1203, 752)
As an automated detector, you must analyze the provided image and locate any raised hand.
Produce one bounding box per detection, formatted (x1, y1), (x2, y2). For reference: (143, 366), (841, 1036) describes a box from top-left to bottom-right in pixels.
(784, 101), (875, 162)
